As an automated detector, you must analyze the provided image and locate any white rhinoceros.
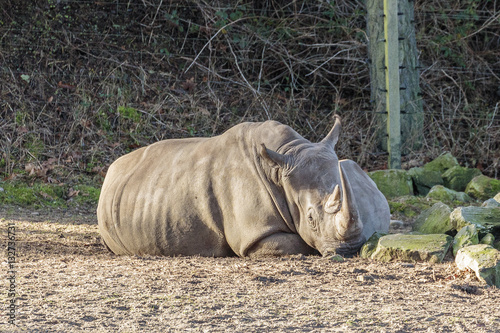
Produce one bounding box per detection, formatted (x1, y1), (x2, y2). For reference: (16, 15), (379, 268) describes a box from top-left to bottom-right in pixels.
(98, 117), (389, 257)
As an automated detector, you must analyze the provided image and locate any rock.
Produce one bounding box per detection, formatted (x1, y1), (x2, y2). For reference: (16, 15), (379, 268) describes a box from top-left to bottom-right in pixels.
(455, 244), (500, 288)
(368, 169), (413, 199)
(408, 167), (443, 195)
(494, 241), (500, 251)
(412, 202), (453, 234)
(325, 254), (345, 262)
(356, 274), (374, 283)
(465, 175), (500, 200)
(423, 153), (459, 173)
(426, 185), (472, 203)
(442, 166), (482, 192)
(482, 192), (500, 208)
(359, 232), (387, 259)
(390, 220), (405, 229)
(370, 233), (453, 263)
(480, 233), (495, 246)
(450, 206), (500, 234)
(482, 198), (500, 208)
(453, 224), (479, 256)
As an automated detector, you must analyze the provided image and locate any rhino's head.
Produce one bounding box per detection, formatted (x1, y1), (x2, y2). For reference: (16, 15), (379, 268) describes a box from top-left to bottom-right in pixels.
(260, 116), (365, 256)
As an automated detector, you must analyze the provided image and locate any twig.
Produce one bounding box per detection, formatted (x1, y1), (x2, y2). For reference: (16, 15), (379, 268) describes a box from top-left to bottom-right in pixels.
(184, 16), (256, 74)
(225, 36), (271, 119)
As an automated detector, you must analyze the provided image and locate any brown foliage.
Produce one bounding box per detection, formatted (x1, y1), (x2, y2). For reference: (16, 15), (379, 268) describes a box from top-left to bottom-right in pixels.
(0, 0), (499, 182)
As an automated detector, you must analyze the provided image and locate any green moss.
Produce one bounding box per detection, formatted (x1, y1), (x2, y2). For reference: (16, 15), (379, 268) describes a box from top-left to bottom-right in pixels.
(0, 182), (66, 208)
(72, 185), (101, 205)
(0, 181), (100, 208)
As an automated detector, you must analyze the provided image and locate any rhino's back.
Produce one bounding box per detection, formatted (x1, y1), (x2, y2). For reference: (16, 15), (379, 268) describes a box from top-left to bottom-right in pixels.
(98, 121), (297, 257)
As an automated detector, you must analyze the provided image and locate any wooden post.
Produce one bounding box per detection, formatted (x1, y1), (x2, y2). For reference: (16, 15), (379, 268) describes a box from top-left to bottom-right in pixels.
(398, 0), (424, 152)
(367, 0), (423, 167)
(384, 0), (401, 169)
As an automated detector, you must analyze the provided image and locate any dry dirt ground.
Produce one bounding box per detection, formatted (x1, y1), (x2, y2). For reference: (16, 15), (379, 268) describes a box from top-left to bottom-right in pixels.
(1, 207), (499, 332)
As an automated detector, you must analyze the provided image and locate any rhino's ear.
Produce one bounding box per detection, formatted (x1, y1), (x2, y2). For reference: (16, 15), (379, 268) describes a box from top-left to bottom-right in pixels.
(260, 144), (287, 169)
(320, 115), (341, 148)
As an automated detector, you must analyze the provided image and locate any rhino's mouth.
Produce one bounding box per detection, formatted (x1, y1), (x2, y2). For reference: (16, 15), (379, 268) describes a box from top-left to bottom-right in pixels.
(321, 235), (366, 257)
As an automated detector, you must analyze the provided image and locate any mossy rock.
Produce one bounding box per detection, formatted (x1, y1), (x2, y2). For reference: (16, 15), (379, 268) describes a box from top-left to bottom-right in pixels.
(388, 196), (435, 218)
(407, 167), (443, 195)
(412, 202), (453, 234)
(465, 175), (500, 200)
(482, 198), (500, 208)
(442, 166), (482, 192)
(426, 185), (472, 203)
(455, 244), (500, 287)
(368, 169), (413, 199)
(453, 224), (479, 256)
(371, 233), (453, 263)
(423, 153), (459, 173)
(450, 206), (500, 235)
(359, 232), (387, 259)
(480, 233), (495, 246)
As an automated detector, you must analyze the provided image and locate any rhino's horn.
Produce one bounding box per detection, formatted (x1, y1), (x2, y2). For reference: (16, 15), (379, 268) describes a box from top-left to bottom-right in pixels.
(325, 184), (341, 214)
(335, 162), (362, 239)
(320, 115), (341, 149)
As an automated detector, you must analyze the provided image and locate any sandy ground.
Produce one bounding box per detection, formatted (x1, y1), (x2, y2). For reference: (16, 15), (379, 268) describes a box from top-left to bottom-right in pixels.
(1, 208), (499, 332)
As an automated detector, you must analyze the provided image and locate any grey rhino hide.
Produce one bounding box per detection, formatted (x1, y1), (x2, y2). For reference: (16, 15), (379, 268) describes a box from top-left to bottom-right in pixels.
(98, 119), (389, 257)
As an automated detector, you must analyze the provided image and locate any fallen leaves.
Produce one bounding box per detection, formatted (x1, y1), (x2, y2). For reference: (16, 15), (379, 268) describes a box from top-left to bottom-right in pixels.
(25, 158), (58, 178)
(67, 188), (80, 198)
(57, 81), (76, 90)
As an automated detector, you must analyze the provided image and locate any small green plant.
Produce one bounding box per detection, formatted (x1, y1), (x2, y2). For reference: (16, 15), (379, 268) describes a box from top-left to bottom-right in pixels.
(96, 108), (111, 131)
(165, 9), (183, 32)
(117, 106), (141, 123)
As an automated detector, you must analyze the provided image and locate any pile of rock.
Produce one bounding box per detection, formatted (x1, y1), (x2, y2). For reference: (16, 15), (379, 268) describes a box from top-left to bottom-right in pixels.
(361, 196), (500, 287)
(368, 152), (500, 201)
(363, 153), (500, 287)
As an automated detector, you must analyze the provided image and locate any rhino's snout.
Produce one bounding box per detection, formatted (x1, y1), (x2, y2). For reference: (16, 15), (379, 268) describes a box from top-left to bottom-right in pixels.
(320, 235), (366, 257)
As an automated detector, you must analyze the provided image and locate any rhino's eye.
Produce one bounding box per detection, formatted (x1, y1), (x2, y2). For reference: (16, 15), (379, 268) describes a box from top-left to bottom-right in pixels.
(307, 209), (317, 231)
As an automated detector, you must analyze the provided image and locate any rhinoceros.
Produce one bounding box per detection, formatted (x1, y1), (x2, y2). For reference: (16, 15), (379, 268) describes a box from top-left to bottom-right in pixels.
(97, 117), (389, 257)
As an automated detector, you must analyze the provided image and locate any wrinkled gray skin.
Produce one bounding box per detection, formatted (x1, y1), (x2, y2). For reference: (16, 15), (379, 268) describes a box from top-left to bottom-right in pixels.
(98, 117), (389, 258)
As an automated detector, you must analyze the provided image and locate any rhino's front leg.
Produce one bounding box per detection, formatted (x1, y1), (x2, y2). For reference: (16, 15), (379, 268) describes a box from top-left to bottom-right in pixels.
(246, 233), (317, 258)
